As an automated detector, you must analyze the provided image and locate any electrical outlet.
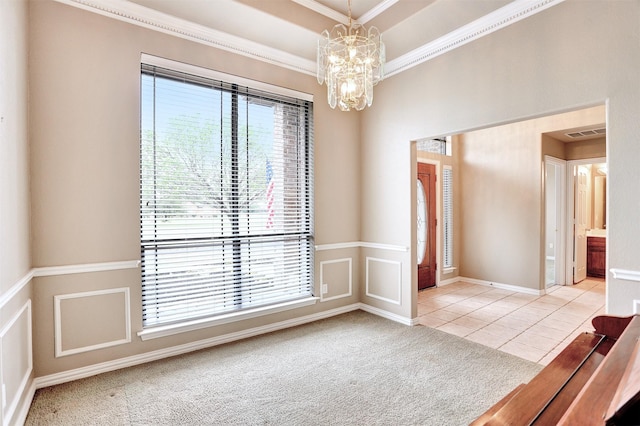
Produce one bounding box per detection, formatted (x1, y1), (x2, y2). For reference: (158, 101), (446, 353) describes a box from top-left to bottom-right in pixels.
(322, 284), (328, 294)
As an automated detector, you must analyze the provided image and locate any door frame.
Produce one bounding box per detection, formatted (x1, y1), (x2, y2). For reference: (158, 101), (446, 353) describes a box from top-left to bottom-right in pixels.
(417, 159), (441, 287)
(565, 157), (606, 285)
(544, 156), (567, 287)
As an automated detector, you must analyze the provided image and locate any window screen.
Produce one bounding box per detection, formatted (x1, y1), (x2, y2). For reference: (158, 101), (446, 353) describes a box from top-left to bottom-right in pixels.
(140, 63), (314, 328)
(416, 138), (447, 155)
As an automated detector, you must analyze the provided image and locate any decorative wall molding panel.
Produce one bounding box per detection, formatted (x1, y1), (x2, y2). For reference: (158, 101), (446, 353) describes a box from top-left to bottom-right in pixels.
(365, 257), (402, 305)
(0, 300), (32, 426)
(37, 303), (361, 388)
(2, 261), (138, 310)
(315, 242), (361, 251)
(611, 268), (640, 282)
(0, 271), (33, 310)
(34, 260), (139, 277)
(35, 302), (415, 389)
(320, 258), (352, 302)
(54, 288), (131, 357)
(315, 241), (408, 252)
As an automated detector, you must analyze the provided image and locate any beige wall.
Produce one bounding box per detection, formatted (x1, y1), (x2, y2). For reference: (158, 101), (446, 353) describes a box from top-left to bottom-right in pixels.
(1, 0), (34, 424)
(361, 0), (640, 316)
(8, 0), (640, 412)
(565, 137), (606, 160)
(457, 121), (542, 290)
(456, 107), (605, 290)
(542, 134), (607, 161)
(29, 0), (361, 377)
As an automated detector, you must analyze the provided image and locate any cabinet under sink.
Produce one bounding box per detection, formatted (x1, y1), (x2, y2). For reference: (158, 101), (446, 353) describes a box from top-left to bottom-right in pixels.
(587, 236), (606, 278)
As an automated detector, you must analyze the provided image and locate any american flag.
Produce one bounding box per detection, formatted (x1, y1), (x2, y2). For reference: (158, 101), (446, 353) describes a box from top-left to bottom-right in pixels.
(266, 159), (275, 229)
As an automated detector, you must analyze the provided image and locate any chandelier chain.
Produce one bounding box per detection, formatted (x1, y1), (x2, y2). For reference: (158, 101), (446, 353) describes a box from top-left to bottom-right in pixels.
(316, 0), (385, 111)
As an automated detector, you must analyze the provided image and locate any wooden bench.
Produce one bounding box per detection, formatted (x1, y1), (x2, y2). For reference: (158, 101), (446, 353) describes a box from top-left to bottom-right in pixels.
(471, 315), (640, 425)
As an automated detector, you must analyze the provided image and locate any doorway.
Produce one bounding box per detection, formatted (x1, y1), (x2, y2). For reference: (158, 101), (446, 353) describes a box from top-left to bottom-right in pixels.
(417, 162), (437, 289)
(565, 157), (607, 285)
(544, 156), (566, 287)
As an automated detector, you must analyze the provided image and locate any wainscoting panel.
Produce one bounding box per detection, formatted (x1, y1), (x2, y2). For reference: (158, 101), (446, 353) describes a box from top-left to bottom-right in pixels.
(365, 257), (402, 305)
(320, 258), (352, 302)
(0, 300), (32, 426)
(54, 288), (131, 357)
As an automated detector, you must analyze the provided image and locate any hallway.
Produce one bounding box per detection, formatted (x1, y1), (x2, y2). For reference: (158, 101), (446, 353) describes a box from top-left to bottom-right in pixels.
(417, 279), (606, 364)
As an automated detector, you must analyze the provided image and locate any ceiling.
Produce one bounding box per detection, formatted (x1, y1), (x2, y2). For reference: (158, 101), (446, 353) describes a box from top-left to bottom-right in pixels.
(229, 0), (512, 61)
(85, 0), (561, 76)
(126, 0), (510, 62)
(59, 0), (605, 137)
(545, 124), (607, 143)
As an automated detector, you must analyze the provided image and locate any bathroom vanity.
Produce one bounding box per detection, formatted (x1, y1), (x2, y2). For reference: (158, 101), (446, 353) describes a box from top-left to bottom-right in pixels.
(587, 234), (606, 278)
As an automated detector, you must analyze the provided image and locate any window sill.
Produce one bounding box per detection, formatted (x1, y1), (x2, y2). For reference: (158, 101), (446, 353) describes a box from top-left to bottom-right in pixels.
(137, 296), (319, 341)
(442, 267), (457, 275)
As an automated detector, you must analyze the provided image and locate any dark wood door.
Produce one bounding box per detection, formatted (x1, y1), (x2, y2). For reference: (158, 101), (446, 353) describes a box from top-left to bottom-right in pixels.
(417, 163), (437, 290)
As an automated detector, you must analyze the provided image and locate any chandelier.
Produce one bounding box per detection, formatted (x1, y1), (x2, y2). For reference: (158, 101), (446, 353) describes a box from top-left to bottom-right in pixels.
(317, 0), (385, 111)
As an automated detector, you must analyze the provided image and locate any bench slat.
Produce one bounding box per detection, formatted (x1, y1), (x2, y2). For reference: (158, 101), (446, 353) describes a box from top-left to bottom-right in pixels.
(479, 332), (605, 426)
(533, 337), (613, 425)
(470, 384), (525, 426)
(559, 316), (640, 425)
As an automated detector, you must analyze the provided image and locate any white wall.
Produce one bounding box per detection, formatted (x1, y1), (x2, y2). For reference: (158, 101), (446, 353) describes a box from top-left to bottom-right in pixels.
(361, 0), (640, 317)
(0, 0), (34, 424)
(29, 0), (362, 379)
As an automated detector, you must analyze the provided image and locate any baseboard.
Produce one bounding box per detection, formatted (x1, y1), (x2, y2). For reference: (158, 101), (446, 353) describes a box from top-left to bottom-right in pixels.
(33, 301), (420, 389)
(458, 276), (544, 296)
(34, 304), (361, 389)
(358, 303), (418, 326)
(438, 276), (460, 287)
(12, 380), (36, 426)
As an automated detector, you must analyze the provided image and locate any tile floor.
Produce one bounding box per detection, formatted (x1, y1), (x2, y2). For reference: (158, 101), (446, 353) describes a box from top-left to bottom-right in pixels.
(417, 279), (606, 365)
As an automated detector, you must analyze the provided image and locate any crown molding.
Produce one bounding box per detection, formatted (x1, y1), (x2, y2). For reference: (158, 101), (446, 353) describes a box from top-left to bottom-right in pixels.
(53, 0), (564, 80)
(292, 0), (349, 25)
(358, 0), (399, 25)
(291, 0), (398, 25)
(385, 0), (565, 77)
(53, 0), (317, 76)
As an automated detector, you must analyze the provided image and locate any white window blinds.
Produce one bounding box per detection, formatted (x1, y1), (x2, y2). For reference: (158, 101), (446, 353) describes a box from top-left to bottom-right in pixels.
(442, 166), (453, 268)
(140, 62), (314, 328)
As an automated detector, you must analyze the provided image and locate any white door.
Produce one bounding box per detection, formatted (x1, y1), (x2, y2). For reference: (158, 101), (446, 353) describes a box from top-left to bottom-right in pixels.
(544, 156), (566, 287)
(574, 166), (588, 283)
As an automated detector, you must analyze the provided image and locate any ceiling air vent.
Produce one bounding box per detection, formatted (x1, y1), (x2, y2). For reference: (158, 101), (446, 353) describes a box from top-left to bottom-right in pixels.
(565, 127), (606, 139)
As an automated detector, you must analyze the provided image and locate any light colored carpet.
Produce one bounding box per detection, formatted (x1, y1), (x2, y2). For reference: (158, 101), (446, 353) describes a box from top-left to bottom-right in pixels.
(26, 311), (541, 425)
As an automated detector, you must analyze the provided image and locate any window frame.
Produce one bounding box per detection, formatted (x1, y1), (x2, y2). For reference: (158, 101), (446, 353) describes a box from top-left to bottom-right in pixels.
(137, 55), (316, 340)
(442, 165), (454, 270)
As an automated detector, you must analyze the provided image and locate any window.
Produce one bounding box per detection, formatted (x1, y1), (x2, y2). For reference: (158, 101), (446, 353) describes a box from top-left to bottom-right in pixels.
(442, 166), (453, 269)
(416, 137), (451, 156)
(140, 58), (314, 329)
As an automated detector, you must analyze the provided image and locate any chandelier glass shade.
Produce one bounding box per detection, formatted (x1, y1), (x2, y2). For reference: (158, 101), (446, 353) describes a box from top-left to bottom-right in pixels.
(317, 3), (385, 111)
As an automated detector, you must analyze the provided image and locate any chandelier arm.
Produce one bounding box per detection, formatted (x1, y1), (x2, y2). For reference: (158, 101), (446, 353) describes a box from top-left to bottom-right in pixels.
(317, 0), (385, 111)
